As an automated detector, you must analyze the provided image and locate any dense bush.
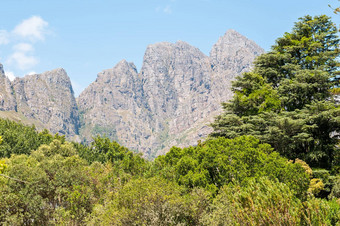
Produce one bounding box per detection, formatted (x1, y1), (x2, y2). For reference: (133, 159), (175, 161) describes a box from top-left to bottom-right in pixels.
(155, 136), (310, 198)
(0, 119), (55, 157)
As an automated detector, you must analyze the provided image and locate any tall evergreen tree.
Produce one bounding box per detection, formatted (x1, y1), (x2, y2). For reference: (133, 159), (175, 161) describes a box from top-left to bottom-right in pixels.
(211, 15), (340, 169)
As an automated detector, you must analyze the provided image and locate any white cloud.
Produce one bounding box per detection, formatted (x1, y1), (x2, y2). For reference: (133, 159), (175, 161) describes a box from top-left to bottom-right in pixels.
(13, 16), (49, 41)
(156, 5), (173, 14)
(7, 52), (38, 70)
(7, 42), (38, 70)
(0, 30), (9, 45)
(5, 71), (16, 81)
(13, 43), (34, 52)
(163, 5), (172, 14)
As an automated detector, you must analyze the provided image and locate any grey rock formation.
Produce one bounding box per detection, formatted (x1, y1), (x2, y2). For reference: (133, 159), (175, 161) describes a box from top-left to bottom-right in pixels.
(77, 60), (155, 155)
(12, 68), (80, 137)
(210, 29), (265, 104)
(210, 29), (263, 74)
(0, 64), (16, 111)
(78, 30), (264, 158)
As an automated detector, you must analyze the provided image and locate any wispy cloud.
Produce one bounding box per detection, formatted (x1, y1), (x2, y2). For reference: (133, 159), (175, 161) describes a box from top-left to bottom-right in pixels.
(13, 43), (34, 52)
(163, 5), (172, 14)
(13, 16), (49, 42)
(156, 5), (172, 14)
(7, 52), (38, 70)
(156, 0), (174, 15)
(7, 42), (38, 70)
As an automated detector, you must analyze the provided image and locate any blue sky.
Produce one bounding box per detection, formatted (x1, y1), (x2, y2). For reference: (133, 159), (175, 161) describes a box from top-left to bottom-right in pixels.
(0, 0), (339, 96)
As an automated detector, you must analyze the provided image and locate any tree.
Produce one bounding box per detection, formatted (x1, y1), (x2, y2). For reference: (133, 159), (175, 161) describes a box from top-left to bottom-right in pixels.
(211, 15), (340, 169)
(250, 15), (338, 111)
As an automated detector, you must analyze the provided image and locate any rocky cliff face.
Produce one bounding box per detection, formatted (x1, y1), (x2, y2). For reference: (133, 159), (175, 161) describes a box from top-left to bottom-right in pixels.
(78, 30), (264, 158)
(0, 66), (80, 138)
(77, 60), (155, 155)
(13, 68), (80, 137)
(210, 29), (265, 105)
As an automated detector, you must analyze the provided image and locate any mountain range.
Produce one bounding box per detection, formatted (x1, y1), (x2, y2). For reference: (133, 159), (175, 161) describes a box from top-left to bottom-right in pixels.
(0, 29), (264, 158)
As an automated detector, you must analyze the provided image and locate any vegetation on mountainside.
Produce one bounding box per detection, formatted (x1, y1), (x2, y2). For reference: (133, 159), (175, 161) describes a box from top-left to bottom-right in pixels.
(0, 15), (339, 225)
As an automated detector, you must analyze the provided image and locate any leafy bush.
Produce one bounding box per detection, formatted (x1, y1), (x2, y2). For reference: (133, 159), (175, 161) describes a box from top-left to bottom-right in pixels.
(202, 177), (302, 225)
(86, 177), (190, 225)
(0, 140), (95, 225)
(0, 119), (55, 157)
(155, 136), (310, 198)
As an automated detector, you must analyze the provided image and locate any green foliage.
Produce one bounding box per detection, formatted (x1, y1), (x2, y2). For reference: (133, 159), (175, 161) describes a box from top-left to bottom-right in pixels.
(202, 177), (340, 225)
(331, 87), (340, 94)
(212, 101), (340, 168)
(0, 159), (6, 174)
(308, 178), (325, 196)
(155, 136), (310, 198)
(86, 177), (190, 225)
(329, 1), (340, 14)
(0, 120), (338, 225)
(255, 15), (338, 88)
(0, 119), (55, 158)
(329, 175), (340, 199)
(0, 140), (95, 225)
(75, 136), (150, 177)
(301, 197), (340, 225)
(227, 72), (282, 116)
(202, 177), (302, 225)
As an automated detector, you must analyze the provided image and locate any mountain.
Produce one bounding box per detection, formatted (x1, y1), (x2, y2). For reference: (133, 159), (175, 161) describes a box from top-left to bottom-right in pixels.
(0, 29), (264, 158)
(78, 30), (264, 158)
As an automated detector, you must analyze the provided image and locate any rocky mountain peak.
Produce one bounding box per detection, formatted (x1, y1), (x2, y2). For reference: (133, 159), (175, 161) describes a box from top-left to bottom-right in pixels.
(93, 60), (139, 92)
(12, 68), (79, 137)
(210, 29), (264, 74)
(113, 59), (137, 72)
(218, 29), (248, 44)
